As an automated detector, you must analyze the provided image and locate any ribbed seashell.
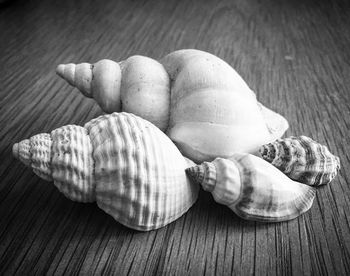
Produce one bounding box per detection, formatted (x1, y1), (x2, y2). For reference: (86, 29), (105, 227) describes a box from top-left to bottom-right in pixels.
(259, 136), (340, 186)
(13, 112), (199, 231)
(186, 153), (316, 222)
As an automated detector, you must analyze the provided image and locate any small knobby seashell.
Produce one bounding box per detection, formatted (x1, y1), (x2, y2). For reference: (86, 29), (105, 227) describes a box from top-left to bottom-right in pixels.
(259, 136), (340, 186)
(13, 112), (199, 231)
(186, 153), (316, 222)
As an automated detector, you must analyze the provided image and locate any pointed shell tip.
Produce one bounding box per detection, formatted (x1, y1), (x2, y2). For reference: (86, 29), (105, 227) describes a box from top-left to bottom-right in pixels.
(56, 64), (65, 76)
(12, 143), (19, 159)
(185, 166), (199, 182)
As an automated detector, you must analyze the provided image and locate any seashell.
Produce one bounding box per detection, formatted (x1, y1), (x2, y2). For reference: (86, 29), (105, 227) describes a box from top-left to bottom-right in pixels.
(259, 136), (340, 186)
(13, 112), (199, 231)
(186, 153), (316, 222)
(56, 49), (289, 163)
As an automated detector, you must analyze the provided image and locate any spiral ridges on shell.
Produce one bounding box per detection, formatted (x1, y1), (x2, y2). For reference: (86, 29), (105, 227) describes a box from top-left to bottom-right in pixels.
(13, 112), (199, 230)
(13, 139), (31, 167)
(51, 125), (95, 202)
(85, 112), (198, 231)
(29, 133), (53, 181)
(13, 134), (53, 181)
(186, 162), (216, 192)
(260, 136), (340, 186)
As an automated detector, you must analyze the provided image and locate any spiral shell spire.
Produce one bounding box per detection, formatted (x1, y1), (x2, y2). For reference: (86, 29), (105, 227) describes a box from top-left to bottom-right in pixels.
(13, 126), (95, 202)
(57, 60), (122, 112)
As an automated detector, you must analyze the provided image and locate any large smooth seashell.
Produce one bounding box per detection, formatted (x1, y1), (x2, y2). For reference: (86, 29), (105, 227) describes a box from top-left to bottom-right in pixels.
(259, 136), (340, 186)
(186, 153), (316, 222)
(13, 112), (199, 231)
(57, 49), (289, 163)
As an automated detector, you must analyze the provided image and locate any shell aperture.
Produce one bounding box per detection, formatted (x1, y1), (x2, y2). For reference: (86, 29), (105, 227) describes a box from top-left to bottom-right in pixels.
(186, 154), (316, 222)
(13, 112), (199, 231)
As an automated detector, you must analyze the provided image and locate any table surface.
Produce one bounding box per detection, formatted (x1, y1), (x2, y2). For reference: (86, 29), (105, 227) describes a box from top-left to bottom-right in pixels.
(1, 0), (349, 275)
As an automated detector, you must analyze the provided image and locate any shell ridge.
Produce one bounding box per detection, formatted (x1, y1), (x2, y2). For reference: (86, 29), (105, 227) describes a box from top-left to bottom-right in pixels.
(92, 115), (121, 221)
(135, 115), (153, 228)
(84, 125), (96, 202)
(150, 115), (199, 228)
(140, 116), (163, 229)
(299, 136), (317, 185)
(149, 117), (172, 228)
(107, 114), (128, 222)
(125, 114), (148, 228)
(17, 139), (32, 167)
(228, 155), (253, 211)
(315, 139), (327, 186)
(50, 125), (95, 202)
(29, 134), (53, 181)
(51, 127), (74, 199)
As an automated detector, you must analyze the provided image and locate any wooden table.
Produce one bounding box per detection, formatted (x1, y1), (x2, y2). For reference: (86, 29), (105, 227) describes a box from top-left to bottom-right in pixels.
(1, 0), (349, 274)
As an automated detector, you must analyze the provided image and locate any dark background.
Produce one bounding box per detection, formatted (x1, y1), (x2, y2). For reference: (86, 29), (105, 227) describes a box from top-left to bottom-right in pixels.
(0, 0), (349, 274)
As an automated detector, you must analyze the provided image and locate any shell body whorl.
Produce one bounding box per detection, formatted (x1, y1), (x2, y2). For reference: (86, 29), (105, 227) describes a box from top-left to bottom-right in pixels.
(84, 112), (199, 230)
(13, 112), (199, 231)
(186, 154), (316, 222)
(57, 49), (289, 163)
(259, 136), (340, 186)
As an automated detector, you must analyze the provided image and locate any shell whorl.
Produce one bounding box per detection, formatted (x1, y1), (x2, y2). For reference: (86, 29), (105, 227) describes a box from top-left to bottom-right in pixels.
(13, 126), (95, 202)
(186, 161), (216, 192)
(186, 158), (241, 206)
(56, 60), (122, 112)
(13, 134), (53, 181)
(259, 136), (340, 186)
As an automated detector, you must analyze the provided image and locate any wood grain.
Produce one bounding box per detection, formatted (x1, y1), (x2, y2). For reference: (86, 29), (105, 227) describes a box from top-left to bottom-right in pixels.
(1, 0), (349, 275)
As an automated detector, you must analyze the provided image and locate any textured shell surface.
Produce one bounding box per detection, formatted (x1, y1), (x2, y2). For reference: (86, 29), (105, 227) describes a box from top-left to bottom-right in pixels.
(186, 153), (316, 222)
(259, 136), (340, 186)
(84, 113), (199, 231)
(57, 49), (289, 163)
(13, 112), (199, 231)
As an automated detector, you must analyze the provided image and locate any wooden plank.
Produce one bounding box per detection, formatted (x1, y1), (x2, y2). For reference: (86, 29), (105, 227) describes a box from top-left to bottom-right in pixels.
(0, 0), (349, 275)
